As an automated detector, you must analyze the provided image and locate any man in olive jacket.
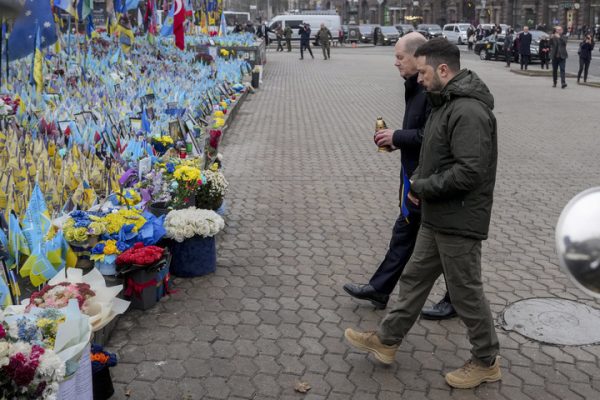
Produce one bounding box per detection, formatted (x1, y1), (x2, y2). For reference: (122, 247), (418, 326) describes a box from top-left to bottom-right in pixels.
(284, 25), (293, 52)
(345, 38), (500, 390)
(316, 23), (332, 59)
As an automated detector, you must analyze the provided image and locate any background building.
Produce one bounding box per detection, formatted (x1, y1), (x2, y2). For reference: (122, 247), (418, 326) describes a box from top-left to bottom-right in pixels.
(304, 1), (600, 31)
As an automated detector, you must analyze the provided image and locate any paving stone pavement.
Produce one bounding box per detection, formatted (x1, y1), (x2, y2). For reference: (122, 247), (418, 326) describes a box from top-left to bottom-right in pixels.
(106, 46), (600, 399)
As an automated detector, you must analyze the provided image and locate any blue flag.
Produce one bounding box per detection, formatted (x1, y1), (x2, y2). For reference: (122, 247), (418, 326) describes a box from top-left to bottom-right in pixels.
(7, 0), (58, 61)
(160, 3), (175, 37)
(141, 108), (151, 133)
(126, 0), (141, 10)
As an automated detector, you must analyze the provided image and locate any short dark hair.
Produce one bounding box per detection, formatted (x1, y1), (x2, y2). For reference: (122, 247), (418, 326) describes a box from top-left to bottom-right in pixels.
(414, 38), (461, 72)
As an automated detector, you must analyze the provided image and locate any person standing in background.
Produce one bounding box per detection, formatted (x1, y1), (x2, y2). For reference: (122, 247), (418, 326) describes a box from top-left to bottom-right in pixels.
(518, 26), (532, 70)
(504, 29), (514, 68)
(550, 26), (568, 88)
(577, 34), (595, 83)
(284, 24), (293, 52)
(539, 35), (551, 70)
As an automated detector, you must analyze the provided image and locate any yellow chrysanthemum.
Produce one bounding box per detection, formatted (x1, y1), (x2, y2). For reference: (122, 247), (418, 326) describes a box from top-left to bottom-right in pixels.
(173, 165), (202, 182)
(103, 240), (118, 255)
(103, 209), (146, 234)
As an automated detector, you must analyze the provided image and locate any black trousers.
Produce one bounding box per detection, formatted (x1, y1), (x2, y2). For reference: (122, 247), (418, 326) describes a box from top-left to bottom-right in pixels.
(553, 57), (566, 85)
(578, 57), (591, 81)
(520, 54), (530, 69)
(300, 42), (313, 59)
(369, 210), (421, 295)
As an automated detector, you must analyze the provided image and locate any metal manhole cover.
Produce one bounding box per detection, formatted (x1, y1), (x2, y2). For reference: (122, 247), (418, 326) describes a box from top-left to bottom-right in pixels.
(502, 298), (600, 345)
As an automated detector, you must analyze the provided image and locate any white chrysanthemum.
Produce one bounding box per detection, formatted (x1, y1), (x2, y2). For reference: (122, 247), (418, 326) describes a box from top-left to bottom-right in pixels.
(38, 349), (66, 381)
(8, 341), (32, 356)
(0, 342), (10, 367)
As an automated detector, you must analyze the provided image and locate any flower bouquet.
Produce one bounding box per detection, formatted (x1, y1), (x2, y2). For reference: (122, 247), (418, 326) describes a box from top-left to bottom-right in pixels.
(164, 208), (224, 277)
(151, 135), (174, 155)
(116, 242), (165, 271)
(116, 243), (172, 310)
(205, 129), (222, 165)
(0, 337), (65, 399)
(62, 211), (106, 247)
(22, 268), (131, 333)
(25, 283), (96, 314)
(90, 239), (128, 275)
(169, 164), (203, 210)
(194, 167), (228, 211)
(90, 344), (117, 400)
(1, 300), (93, 399)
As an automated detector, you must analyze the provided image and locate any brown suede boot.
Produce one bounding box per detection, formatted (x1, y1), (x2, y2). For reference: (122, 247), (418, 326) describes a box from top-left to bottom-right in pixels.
(445, 357), (501, 389)
(344, 328), (399, 364)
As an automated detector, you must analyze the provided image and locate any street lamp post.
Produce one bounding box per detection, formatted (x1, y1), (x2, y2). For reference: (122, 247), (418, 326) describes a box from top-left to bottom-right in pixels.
(480, 0), (486, 24)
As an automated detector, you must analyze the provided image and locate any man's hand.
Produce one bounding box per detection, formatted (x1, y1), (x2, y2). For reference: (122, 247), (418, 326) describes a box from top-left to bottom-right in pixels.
(407, 191), (420, 206)
(374, 129), (396, 149)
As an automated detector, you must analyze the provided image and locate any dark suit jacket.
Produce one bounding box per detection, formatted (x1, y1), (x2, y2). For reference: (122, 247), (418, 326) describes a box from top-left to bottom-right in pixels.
(550, 34), (568, 59)
(518, 32), (532, 55)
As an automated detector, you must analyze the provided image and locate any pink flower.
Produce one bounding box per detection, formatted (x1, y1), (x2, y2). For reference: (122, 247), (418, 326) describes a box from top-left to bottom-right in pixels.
(0, 324), (6, 339)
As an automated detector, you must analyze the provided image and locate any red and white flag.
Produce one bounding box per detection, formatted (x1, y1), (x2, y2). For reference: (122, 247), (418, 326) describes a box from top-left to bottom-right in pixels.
(173, 0), (186, 50)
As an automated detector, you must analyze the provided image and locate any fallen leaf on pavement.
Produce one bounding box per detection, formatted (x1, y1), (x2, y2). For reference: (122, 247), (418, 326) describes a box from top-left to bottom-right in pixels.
(294, 381), (311, 393)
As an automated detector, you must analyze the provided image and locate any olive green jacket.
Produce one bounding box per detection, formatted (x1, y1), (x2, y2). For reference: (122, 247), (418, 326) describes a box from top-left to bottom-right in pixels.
(411, 69), (497, 240)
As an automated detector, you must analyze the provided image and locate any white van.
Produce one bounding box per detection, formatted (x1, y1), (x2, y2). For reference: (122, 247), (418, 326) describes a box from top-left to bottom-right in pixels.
(442, 23), (473, 45)
(267, 14), (341, 42)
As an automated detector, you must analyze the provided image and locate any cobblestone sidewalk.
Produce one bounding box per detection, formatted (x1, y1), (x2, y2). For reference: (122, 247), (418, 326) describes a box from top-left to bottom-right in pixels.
(107, 46), (600, 399)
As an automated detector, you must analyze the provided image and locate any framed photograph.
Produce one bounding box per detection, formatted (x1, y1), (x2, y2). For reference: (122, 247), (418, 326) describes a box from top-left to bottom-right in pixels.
(130, 117), (142, 133)
(141, 93), (156, 105)
(74, 111), (93, 130)
(223, 81), (234, 95)
(217, 84), (228, 97)
(120, 120), (130, 138)
(145, 106), (156, 120)
(169, 120), (183, 141)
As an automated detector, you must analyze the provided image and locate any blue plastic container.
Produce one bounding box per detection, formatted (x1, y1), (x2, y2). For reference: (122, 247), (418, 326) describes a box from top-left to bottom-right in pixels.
(168, 235), (216, 277)
(96, 261), (117, 276)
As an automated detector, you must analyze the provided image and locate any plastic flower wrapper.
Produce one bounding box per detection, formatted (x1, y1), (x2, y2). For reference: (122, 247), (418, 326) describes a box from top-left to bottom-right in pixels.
(135, 211), (166, 246)
(21, 268), (130, 332)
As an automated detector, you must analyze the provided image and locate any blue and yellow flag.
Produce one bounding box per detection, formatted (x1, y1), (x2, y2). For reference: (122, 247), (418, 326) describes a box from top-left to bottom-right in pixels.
(32, 26), (44, 93)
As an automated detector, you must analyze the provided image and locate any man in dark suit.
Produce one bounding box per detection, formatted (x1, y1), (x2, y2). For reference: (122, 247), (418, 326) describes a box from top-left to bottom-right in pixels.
(518, 26), (532, 70)
(343, 32), (455, 320)
(550, 26), (569, 88)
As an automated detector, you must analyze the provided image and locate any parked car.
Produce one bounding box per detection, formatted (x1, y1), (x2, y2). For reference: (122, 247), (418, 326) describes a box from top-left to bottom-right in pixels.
(357, 24), (379, 43)
(442, 23), (473, 45)
(475, 35), (507, 60)
(475, 30), (546, 62)
(374, 26), (400, 45)
(395, 24), (415, 37)
(347, 25), (361, 43)
(416, 24), (443, 39)
(267, 13), (341, 42)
